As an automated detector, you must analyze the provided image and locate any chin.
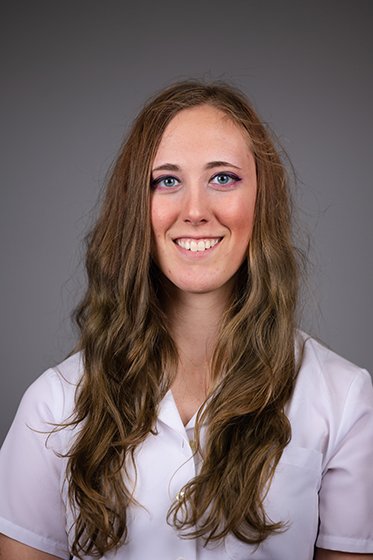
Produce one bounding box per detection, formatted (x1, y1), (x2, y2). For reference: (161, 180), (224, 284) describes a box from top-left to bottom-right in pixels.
(170, 276), (236, 298)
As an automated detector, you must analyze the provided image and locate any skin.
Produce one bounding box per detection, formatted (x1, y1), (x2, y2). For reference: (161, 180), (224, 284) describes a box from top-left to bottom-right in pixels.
(1, 104), (370, 560)
(0, 534), (62, 559)
(151, 104), (257, 423)
(314, 550), (373, 560)
(151, 104), (257, 298)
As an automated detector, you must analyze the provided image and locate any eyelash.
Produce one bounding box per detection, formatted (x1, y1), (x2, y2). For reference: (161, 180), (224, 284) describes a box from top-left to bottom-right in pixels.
(151, 172), (242, 189)
(211, 172), (242, 187)
(151, 175), (180, 189)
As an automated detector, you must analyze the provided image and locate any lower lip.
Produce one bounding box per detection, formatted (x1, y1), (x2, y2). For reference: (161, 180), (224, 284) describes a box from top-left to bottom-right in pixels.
(173, 239), (222, 257)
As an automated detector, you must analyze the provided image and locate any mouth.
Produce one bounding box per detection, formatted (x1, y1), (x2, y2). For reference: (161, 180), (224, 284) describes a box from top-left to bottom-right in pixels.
(174, 237), (222, 252)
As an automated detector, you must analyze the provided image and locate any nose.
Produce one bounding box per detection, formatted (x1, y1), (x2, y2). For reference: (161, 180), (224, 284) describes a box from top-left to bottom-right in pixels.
(181, 185), (210, 225)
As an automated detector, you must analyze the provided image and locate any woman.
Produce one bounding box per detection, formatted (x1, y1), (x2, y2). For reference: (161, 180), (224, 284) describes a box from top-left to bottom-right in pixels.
(0, 81), (372, 560)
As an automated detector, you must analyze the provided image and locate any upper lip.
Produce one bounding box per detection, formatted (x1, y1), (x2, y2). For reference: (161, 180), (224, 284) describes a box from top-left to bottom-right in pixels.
(172, 235), (223, 240)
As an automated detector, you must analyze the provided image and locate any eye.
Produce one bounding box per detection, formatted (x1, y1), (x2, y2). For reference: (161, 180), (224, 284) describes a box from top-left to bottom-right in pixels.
(210, 172), (241, 187)
(151, 175), (180, 189)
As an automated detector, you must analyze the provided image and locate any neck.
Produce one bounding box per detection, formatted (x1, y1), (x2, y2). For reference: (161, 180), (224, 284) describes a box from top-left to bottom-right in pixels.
(165, 286), (231, 372)
(163, 285), (233, 425)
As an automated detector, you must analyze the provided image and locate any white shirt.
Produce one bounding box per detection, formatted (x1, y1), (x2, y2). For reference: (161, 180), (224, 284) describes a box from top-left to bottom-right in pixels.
(0, 333), (373, 559)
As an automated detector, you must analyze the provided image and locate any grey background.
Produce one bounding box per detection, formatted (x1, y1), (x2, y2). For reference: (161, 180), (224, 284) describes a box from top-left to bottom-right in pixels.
(1, 0), (372, 444)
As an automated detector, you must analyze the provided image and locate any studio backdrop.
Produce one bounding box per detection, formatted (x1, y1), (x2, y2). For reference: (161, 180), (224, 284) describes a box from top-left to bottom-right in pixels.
(1, 0), (372, 443)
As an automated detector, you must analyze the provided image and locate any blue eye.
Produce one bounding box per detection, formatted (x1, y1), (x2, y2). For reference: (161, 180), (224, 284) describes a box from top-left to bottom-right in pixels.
(152, 175), (180, 189)
(211, 173), (241, 186)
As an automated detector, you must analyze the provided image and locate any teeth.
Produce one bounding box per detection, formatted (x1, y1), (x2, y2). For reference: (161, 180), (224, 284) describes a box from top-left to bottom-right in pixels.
(191, 240), (198, 252)
(176, 238), (220, 252)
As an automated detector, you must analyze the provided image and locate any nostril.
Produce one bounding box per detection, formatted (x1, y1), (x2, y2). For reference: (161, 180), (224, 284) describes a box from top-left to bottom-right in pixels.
(184, 217), (208, 224)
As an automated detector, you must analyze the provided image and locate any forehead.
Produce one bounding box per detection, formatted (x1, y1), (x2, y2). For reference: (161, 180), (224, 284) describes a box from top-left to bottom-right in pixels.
(153, 104), (252, 165)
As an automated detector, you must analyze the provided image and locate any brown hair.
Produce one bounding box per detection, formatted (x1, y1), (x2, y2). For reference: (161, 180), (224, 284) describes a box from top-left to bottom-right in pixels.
(66, 80), (301, 557)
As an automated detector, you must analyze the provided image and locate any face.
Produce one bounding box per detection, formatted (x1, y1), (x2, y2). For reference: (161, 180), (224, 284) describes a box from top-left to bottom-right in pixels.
(150, 104), (257, 298)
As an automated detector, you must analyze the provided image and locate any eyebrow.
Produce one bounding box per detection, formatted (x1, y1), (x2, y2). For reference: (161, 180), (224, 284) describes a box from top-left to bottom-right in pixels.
(152, 160), (241, 172)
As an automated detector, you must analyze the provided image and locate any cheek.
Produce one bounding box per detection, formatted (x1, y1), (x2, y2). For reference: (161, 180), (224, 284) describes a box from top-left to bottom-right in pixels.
(150, 200), (167, 237)
(150, 197), (177, 242)
(221, 195), (256, 239)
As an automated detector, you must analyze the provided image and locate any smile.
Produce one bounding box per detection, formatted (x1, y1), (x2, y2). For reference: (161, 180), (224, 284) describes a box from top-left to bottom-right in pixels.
(174, 238), (222, 252)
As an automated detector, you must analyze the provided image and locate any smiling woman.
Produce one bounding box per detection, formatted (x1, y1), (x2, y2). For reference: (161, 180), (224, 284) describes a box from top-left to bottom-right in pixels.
(0, 81), (372, 560)
(150, 104), (257, 296)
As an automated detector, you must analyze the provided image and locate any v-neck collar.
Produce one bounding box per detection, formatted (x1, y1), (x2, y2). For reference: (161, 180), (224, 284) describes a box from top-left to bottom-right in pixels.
(158, 389), (202, 434)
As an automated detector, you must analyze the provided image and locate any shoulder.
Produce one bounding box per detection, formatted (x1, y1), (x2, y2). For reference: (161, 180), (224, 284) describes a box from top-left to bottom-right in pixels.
(288, 331), (373, 461)
(19, 352), (84, 426)
(0, 354), (83, 558)
(294, 330), (371, 402)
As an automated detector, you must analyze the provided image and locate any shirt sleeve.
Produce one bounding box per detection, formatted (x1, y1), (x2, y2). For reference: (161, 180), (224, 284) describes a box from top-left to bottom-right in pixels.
(316, 368), (373, 553)
(0, 369), (71, 559)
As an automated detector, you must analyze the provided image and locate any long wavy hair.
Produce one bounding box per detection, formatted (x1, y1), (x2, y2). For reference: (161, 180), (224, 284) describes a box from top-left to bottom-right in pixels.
(66, 80), (301, 557)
